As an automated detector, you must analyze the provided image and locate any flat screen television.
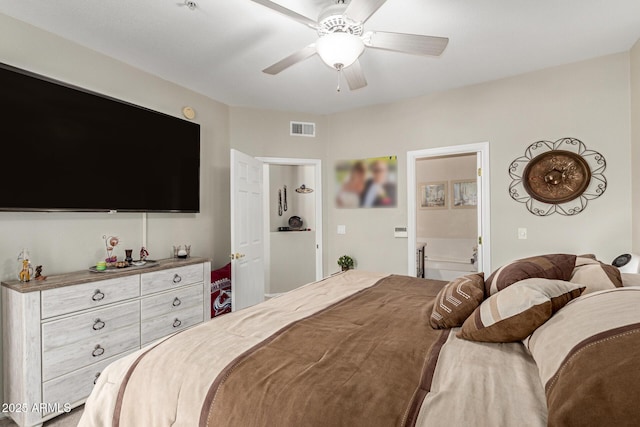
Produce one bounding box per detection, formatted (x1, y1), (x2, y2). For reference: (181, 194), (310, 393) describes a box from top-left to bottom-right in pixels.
(0, 63), (200, 212)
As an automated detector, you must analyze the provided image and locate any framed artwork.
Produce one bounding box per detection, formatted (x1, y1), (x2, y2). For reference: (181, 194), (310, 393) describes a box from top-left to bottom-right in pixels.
(452, 179), (478, 208)
(335, 156), (398, 208)
(418, 181), (447, 209)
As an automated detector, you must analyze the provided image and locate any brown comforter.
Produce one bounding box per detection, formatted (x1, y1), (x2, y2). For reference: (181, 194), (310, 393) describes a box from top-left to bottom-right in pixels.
(198, 275), (447, 427)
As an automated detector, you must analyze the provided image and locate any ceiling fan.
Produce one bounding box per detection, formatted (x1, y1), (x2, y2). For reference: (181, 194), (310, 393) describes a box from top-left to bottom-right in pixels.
(250, 0), (449, 91)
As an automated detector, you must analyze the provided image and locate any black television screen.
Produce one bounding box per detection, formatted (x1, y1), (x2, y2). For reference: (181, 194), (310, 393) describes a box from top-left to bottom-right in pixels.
(0, 63), (200, 212)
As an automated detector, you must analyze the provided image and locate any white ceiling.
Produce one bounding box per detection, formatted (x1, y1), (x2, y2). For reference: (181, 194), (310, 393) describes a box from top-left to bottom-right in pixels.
(1, 0), (640, 114)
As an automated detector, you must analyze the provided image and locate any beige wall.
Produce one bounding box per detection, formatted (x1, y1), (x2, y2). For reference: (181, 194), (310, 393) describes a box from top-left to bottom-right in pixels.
(326, 52), (632, 274)
(631, 39), (640, 252)
(0, 14), (231, 405)
(269, 231), (316, 294)
(229, 53), (634, 275)
(416, 155), (477, 239)
(229, 107), (327, 160)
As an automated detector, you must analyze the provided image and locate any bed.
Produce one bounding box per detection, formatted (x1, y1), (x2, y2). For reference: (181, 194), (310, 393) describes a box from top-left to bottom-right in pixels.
(79, 254), (640, 427)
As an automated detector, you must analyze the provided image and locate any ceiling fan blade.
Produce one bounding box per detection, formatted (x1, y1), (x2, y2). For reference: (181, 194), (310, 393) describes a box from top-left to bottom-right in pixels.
(364, 31), (449, 56)
(249, 0), (318, 29)
(262, 44), (317, 75)
(345, 0), (388, 23)
(343, 60), (367, 90)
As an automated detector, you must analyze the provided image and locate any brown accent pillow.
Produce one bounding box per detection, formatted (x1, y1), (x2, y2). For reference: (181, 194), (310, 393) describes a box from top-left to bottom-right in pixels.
(485, 254), (577, 296)
(526, 287), (640, 427)
(429, 273), (485, 329)
(570, 254), (622, 294)
(458, 278), (585, 343)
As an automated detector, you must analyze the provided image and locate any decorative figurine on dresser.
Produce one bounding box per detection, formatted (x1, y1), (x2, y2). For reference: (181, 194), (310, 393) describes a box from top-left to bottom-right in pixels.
(1, 256), (212, 427)
(18, 259), (33, 282)
(17, 248), (33, 282)
(140, 246), (150, 261)
(103, 235), (119, 265)
(34, 265), (47, 281)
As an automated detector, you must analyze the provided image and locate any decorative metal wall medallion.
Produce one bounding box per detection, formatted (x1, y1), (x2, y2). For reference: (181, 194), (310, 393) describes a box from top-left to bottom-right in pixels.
(508, 138), (607, 216)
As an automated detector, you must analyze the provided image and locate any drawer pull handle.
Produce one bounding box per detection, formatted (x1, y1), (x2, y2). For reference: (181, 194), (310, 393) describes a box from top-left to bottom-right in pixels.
(92, 289), (105, 301)
(94, 372), (101, 385)
(173, 318), (182, 328)
(93, 319), (106, 330)
(92, 345), (105, 357)
(172, 297), (182, 307)
(173, 274), (182, 284)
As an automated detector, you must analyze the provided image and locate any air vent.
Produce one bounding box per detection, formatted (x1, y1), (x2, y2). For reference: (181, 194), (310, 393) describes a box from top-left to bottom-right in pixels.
(290, 121), (316, 137)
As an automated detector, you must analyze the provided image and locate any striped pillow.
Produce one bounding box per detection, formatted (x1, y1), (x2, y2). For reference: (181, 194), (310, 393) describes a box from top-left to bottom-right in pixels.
(570, 254), (622, 294)
(458, 278), (585, 343)
(525, 287), (640, 426)
(485, 254), (577, 296)
(429, 273), (485, 329)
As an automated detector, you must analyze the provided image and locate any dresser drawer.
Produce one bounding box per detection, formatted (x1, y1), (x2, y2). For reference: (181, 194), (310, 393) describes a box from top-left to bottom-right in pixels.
(41, 275), (140, 319)
(141, 284), (203, 321)
(141, 305), (203, 345)
(43, 323), (140, 381)
(141, 264), (203, 295)
(42, 301), (140, 352)
(42, 349), (137, 416)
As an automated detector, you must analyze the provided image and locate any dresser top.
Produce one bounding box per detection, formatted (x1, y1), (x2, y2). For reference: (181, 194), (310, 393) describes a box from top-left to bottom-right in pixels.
(1, 257), (210, 293)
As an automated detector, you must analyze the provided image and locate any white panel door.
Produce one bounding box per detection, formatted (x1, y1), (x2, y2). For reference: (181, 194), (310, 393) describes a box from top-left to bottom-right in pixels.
(230, 149), (264, 311)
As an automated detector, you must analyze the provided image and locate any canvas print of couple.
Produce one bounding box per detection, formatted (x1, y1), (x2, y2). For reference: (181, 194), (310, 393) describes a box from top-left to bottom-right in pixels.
(335, 156), (398, 208)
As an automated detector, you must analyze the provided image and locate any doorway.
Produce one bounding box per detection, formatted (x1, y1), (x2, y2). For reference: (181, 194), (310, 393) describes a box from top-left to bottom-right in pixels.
(406, 142), (491, 277)
(230, 151), (323, 311)
(260, 157), (323, 299)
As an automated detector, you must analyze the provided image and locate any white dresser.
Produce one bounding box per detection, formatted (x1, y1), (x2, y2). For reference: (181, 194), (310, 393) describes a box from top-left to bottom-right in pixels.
(1, 258), (211, 427)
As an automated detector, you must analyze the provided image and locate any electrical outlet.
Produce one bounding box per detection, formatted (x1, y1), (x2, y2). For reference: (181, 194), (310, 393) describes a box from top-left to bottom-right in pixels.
(337, 225), (346, 235)
(518, 228), (527, 240)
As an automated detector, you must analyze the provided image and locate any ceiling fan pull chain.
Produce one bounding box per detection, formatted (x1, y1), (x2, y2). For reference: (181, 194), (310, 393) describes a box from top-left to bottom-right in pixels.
(336, 67), (342, 92)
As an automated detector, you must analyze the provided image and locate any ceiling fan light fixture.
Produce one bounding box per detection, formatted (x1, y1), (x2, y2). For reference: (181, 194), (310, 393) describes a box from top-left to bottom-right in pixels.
(316, 32), (364, 70)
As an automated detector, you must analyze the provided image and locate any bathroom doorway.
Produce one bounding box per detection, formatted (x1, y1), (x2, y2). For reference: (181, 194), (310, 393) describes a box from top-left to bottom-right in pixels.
(407, 142), (491, 278)
(259, 157), (323, 299)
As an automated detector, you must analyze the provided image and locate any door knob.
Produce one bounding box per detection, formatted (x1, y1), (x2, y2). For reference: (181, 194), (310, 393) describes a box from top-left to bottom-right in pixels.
(230, 253), (245, 259)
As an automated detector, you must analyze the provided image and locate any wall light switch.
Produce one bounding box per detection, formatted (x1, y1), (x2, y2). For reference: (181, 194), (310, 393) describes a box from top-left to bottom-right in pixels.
(518, 228), (527, 240)
(337, 225), (346, 235)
